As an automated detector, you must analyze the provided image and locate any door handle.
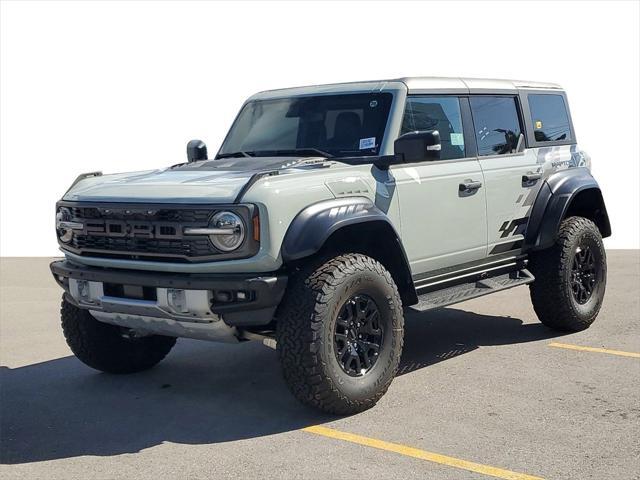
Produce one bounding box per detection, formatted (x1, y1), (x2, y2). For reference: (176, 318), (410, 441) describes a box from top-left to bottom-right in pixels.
(459, 180), (482, 192)
(522, 172), (542, 185)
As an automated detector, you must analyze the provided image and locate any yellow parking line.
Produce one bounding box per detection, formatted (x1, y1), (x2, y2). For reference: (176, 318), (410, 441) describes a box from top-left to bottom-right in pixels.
(548, 342), (640, 359)
(303, 425), (543, 480)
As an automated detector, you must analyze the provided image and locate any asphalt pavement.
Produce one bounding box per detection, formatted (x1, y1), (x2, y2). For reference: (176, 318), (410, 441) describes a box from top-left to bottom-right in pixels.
(1, 252), (638, 480)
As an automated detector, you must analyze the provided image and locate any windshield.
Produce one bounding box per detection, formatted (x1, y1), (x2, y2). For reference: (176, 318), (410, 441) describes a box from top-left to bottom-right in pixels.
(219, 93), (393, 158)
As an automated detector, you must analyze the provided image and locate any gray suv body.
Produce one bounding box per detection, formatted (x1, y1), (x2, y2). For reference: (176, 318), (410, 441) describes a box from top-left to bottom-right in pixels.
(51, 77), (610, 413)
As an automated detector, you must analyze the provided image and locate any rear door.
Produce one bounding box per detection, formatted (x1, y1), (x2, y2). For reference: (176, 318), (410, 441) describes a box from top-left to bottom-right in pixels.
(470, 95), (541, 256)
(392, 96), (487, 275)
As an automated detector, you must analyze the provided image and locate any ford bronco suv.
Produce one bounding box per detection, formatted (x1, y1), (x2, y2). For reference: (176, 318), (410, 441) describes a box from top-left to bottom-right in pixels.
(51, 77), (610, 414)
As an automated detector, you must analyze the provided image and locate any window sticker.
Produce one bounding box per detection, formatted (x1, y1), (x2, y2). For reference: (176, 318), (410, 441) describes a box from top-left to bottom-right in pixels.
(535, 120), (543, 129)
(450, 133), (464, 146)
(359, 137), (376, 149)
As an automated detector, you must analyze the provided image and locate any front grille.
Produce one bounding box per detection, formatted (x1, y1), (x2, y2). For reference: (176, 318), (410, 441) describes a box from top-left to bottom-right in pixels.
(70, 235), (216, 260)
(58, 202), (256, 262)
(68, 206), (213, 223)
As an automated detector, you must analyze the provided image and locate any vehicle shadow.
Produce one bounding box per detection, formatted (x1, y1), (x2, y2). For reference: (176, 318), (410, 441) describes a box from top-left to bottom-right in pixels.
(398, 308), (561, 375)
(1, 307), (561, 464)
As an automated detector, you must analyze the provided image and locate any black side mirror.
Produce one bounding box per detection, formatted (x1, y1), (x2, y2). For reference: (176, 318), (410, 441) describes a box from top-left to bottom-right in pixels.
(394, 130), (441, 162)
(187, 139), (208, 163)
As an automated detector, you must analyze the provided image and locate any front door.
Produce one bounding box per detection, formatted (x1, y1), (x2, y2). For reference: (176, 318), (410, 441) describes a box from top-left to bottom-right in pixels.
(392, 96), (487, 276)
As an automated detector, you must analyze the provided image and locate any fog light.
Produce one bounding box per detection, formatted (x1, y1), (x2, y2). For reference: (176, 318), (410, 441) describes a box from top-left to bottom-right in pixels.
(167, 289), (188, 313)
(236, 291), (248, 301)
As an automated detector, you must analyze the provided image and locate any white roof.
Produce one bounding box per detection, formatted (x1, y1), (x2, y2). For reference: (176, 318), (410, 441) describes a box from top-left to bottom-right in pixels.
(398, 76), (562, 93)
(249, 76), (562, 100)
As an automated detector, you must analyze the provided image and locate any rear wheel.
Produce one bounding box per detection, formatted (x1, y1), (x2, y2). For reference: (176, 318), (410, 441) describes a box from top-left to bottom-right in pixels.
(61, 296), (177, 373)
(529, 216), (607, 331)
(276, 253), (404, 414)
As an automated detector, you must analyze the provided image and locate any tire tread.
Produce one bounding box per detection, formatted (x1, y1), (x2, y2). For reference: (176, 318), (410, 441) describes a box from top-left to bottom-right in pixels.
(276, 253), (403, 415)
(529, 216), (606, 331)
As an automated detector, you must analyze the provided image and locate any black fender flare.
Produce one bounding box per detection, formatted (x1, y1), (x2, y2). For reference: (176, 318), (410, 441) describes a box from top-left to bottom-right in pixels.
(524, 169), (611, 251)
(281, 197), (417, 303)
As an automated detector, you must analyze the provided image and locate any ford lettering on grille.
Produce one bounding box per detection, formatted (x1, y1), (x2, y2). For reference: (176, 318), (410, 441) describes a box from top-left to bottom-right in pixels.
(83, 220), (184, 239)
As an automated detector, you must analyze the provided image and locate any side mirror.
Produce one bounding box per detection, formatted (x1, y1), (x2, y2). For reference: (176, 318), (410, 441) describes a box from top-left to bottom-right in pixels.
(394, 130), (441, 162)
(187, 139), (208, 163)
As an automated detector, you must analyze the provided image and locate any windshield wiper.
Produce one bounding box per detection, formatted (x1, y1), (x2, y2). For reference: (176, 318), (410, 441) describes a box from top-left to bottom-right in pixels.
(215, 151), (253, 159)
(246, 148), (334, 158)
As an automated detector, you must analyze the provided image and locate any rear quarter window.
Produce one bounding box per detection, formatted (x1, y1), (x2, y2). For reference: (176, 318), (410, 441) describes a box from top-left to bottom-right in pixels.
(528, 94), (571, 142)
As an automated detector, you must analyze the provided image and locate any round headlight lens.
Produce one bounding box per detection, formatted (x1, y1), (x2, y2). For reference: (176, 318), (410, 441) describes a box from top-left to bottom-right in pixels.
(208, 211), (245, 252)
(56, 207), (74, 243)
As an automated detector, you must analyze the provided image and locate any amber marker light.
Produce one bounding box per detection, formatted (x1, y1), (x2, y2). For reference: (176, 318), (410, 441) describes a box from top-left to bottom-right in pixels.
(252, 214), (260, 242)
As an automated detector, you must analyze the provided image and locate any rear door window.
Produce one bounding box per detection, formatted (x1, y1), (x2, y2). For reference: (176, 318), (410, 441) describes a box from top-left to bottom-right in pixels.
(401, 96), (465, 160)
(470, 96), (522, 156)
(528, 94), (571, 142)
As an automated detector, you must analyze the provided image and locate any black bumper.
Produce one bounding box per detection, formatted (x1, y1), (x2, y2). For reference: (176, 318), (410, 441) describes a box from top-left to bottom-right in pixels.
(50, 260), (288, 327)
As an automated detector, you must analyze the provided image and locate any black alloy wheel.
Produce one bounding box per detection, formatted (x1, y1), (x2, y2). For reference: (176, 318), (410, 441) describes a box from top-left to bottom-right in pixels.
(333, 294), (383, 377)
(571, 245), (598, 304)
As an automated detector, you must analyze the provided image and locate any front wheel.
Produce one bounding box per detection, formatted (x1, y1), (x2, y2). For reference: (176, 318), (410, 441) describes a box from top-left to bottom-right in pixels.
(529, 216), (607, 331)
(276, 253), (404, 415)
(61, 297), (177, 374)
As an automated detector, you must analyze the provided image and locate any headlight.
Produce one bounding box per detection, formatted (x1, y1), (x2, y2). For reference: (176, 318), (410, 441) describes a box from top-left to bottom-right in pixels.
(56, 207), (82, 243)
(206, 211), (245, 252)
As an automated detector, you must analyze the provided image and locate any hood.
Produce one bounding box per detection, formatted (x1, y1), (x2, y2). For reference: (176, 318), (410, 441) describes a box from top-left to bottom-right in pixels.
(63, 156), (330, 204)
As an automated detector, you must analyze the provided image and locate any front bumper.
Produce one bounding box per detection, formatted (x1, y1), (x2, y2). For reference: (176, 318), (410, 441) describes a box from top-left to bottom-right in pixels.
(51, 260), (288, 340)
